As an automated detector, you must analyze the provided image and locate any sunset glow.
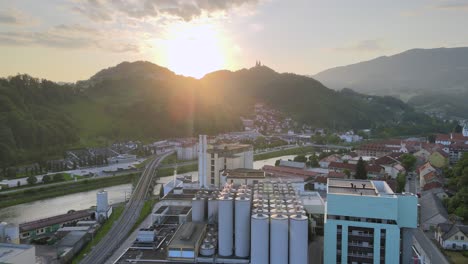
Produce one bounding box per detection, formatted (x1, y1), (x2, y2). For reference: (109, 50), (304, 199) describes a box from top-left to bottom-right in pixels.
(161, 23), (227, 78)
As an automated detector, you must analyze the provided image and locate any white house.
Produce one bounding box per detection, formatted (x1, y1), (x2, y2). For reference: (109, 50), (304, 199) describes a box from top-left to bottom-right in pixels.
(436, 223), (468, 250)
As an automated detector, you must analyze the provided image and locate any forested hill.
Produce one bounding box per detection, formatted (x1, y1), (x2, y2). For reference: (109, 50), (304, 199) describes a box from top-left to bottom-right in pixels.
(0, 75), (79, 165)
(314, 47), (468, 118)
(0, 61), (452, 166)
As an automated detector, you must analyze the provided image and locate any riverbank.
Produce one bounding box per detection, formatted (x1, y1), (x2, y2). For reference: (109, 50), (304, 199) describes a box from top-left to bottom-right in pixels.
(0, 173), (138, 209)
(254, 145), (316, 161)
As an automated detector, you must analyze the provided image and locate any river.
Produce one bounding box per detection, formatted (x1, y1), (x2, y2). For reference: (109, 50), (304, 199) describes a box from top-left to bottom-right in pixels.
(0, 155), (302, 224)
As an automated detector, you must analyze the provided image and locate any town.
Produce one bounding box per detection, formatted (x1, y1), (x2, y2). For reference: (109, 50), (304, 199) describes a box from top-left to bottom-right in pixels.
(1, 111), (468, 263)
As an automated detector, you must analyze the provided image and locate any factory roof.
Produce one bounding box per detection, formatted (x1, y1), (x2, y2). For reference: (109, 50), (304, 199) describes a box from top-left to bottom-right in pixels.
(168, 222), (206, 249)
(327, 179), (378, 196)
(20, 209), (94, 232)
(57, 231), (88, 247)
(0, 243), (34, 262)
(223, 168), (265, 179)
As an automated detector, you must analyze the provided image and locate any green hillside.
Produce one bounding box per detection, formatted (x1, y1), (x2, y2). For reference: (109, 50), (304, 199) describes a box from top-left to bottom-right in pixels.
(0, 61), (453, 166)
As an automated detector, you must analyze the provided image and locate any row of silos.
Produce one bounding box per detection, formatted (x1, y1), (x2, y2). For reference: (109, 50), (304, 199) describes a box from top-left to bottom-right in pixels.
(215, 184), (252, 258)
(192, 190), (219, 223)
(250, 182), (308, 264)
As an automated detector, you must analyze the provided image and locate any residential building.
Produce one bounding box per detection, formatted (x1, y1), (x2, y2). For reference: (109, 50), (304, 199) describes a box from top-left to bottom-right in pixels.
(324, 179), (418, 264)
(418, 163), (437, 190)
(436, 223), (468, 250)
(428, 150), (449, 168)
(449, 142), (468, 164)
(319, 154), (343, 168)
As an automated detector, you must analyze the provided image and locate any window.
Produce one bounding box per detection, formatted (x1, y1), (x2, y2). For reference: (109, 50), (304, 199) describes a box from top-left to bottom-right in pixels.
(452, 243), (456, 249)
(461, 236), (464, 240)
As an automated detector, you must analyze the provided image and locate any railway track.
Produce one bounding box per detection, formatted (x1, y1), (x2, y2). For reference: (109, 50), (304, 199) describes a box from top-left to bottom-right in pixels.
(80, 152), (173, 264)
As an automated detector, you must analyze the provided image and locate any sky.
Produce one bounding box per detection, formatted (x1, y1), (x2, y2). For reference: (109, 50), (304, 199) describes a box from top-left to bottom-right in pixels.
(1, 0), (468, 82)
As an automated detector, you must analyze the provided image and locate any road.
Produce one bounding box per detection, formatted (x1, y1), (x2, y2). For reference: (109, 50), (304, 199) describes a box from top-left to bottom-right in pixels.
(0, 159), (145, 188)
(413, 228), (449, 264)
(80, 152), (173, 264)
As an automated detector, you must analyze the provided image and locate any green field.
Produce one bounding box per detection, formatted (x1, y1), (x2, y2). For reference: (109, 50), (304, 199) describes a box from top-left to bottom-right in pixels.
(72, 205), (125, 264)
(0, 174), (138, 209)
(445, 250), (468, 264)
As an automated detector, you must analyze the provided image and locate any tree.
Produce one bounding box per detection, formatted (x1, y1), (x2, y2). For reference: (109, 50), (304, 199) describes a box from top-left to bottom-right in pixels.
(42, 175), (51, 184)
(355, 157), (367, 179)
(275, 159), (281, 166)
(401, 154), (417, 171)
(309, 155), (319, 167)
(52, 173), (65, 182)
(343, 169), (351, 179)
(294, 155), (307, 163)
(27, 175), (37, 185)
(396, 173), (406, 193)
(17, 181), (20, 187)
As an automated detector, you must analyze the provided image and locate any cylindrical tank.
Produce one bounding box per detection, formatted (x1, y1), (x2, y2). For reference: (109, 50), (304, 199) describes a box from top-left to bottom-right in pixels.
(270, 214), (288, 264)
(207, 197), (218, 224)
(192, 196), (205, 222)
(218, 195), (234, 256)
(251, 212), (269, 264)
(235, 195), (251, 258)
(4, 223), (19, 244)
(289, 213), (308, 264)
(96, 190), (108, 212)
(200, 242), (215, 256)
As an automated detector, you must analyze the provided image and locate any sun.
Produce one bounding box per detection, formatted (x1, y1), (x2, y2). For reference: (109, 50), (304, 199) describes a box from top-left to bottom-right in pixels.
(160, 23), (227, 78)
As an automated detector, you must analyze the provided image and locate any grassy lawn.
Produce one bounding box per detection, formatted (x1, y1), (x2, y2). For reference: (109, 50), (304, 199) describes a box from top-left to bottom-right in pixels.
(253, 146), (316, 161)
(157, 163), (198, 177)
(444, 250), (468, 264)
(72, 205), (125, 264)
(0, 173), (137, 209)
(132, 199), (157, 230)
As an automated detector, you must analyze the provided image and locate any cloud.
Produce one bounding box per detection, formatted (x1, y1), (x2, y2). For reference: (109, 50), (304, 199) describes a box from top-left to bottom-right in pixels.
(0, 24), (139, 53)
(435, 0), (468, 10)
(0, 9), (34, 26)
(333, 39), (385, 53)
(71, 0), (260, 22)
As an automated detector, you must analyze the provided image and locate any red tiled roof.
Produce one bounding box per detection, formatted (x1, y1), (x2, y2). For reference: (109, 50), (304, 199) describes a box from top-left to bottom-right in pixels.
(329, 162), (383, 174)
(435, 149), (449, 158)
(423, 181), (443, 191)
(262, 165), (318, 178)
(435, 134), (451, 142)
(329, 162), (355, 170)
(418, 162), (434, 174)
(328, 171), (346, 178)
(315, 176), (328, 183)
(423, 171), (438, 182)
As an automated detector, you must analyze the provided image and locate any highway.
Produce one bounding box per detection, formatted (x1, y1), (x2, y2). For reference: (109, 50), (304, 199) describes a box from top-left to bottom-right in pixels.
(80, 151), (172, 264)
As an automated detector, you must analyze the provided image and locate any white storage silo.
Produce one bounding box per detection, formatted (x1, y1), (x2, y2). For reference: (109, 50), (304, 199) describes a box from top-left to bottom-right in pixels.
(251, 211), (269, 264)
(270, 213), (288, 264)
(4, 223), (19, 244)
(207, 197), (218, 224)
(192, 196), (205, 222)
(218, 195), (234, 256)
(235, 194), (251, 258)
(0, 222), (6, 242)
(96, 190), (108, 213)
(289, 213), (308, 264)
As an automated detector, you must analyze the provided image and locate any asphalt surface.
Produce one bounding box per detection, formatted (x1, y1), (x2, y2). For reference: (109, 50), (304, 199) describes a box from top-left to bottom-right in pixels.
(413, 228), (450, 264)
(80, 152), (173, 264)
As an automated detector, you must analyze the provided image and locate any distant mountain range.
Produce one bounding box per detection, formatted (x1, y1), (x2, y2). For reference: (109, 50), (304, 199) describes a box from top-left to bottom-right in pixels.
(314, 47), (468, 118)
(0, 61), (452, 165)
